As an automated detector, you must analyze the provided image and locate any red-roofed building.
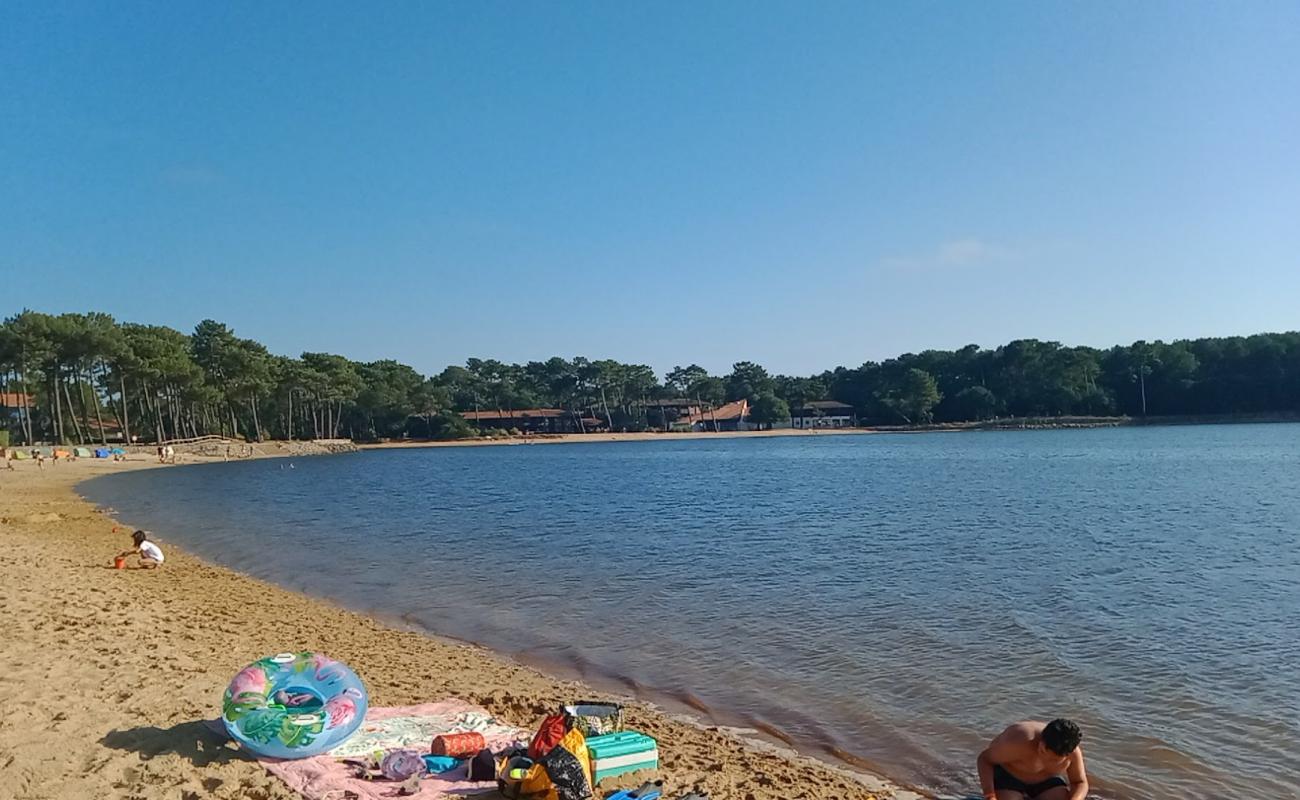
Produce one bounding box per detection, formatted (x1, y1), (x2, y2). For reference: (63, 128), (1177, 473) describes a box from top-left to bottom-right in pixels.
(2, 393), (35, 431)
(683, 399), (754, 432)
(0, 392), (35, 409)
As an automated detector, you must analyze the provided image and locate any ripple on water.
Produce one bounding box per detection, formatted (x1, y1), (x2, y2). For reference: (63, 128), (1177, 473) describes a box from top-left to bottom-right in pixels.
(81, 426), (1300, 800)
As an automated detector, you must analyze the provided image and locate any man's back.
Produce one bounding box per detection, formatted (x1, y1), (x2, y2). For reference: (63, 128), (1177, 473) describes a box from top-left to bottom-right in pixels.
(989, 721), (1070, 782)
(977, 718), (1087, 800)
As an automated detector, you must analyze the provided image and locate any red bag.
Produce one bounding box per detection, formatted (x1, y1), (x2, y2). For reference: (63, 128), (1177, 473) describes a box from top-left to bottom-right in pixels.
(528, 714), (569, 760)
(431, 731), (486, 758)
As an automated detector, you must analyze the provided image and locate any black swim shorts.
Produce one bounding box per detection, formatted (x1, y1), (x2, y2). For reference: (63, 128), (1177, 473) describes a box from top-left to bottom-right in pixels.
(993, 765), (1068, 798)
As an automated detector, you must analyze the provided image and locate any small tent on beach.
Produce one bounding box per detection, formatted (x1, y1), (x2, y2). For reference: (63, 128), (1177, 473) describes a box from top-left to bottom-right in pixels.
(74, 447), (92, 458)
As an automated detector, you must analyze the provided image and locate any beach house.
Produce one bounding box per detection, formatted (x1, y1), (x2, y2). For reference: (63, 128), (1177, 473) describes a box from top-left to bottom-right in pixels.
(1, 392), (34, 426)
(790, 400), (856, 429)
(635, 398), (706, 431)
(683, 399), (753, 432)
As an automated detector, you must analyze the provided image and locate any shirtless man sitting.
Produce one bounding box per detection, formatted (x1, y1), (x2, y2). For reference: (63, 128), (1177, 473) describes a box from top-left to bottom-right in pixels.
(977, 718), (1088, 800)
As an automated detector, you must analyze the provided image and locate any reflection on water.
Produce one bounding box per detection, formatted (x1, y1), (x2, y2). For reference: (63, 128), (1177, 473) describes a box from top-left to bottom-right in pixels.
(81, 425), (1300, 799)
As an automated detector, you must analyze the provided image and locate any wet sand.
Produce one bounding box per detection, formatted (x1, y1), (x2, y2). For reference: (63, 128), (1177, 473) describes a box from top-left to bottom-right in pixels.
(0, 453), (918, 800)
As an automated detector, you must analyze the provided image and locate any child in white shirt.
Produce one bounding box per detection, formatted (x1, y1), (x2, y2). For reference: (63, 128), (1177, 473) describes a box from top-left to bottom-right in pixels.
(118, 530), (164, 569)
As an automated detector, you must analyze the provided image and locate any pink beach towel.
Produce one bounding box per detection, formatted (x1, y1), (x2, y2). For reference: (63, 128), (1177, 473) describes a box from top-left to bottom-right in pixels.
(216, 700), (528, 800)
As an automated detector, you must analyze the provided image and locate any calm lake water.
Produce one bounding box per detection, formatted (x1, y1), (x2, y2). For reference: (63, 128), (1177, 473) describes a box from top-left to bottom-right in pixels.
(81, 426), (1300, 799)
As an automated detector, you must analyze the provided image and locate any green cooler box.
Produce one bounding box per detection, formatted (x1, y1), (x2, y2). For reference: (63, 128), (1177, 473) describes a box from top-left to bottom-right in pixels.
(587, 731), (659, 782)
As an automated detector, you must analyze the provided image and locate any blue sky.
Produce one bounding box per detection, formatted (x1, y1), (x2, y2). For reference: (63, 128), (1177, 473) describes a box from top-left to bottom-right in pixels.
(3, 2), (1297, 376)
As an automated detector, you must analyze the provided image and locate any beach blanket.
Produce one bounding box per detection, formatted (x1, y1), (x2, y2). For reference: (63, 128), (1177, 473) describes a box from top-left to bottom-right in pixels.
(220, 699), (528, 800)
(328, 701), (525, 758)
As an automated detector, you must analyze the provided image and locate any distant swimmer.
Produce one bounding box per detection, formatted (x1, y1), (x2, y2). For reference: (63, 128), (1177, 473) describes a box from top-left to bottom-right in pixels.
(977, 718), (1087, 800)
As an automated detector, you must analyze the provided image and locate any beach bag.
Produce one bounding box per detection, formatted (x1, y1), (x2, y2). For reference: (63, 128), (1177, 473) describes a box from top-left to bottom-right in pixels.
(497, 755), (553, 799)
(529, 713), (569, 759)
(431, 730), (486, 758)
(466, 747), (497, 782)
(539, 728), (593, 800)
(499, 728), (593, 800)
(562, 702), (624, 737)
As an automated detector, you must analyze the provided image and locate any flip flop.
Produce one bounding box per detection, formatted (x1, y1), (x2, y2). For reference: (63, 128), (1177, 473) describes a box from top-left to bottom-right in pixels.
(605, 781), (663, 800)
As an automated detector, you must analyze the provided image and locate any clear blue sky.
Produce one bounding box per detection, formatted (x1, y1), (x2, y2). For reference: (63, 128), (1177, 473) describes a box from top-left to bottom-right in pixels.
(3, 2), (1297, 377)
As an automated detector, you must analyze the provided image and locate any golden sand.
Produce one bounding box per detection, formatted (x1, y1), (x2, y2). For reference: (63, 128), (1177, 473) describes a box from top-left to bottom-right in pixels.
(0, 453), (913, 800)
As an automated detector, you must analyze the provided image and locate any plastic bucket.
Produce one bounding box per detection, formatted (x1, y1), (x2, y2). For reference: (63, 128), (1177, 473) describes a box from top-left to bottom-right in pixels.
(114, 556), (127, 569)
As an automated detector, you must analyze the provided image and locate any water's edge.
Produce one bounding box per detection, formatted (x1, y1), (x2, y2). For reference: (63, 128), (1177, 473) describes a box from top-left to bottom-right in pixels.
(75, 463), (930, 799)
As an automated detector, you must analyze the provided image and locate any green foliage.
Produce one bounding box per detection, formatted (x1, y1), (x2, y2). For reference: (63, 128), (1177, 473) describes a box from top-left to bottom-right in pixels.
(773, 375), (826, 410)
(725, 361), (774, 402)
(353, 360), (427, 440)
(748, 391), (790, 429)
(877, 368), (942, 424)
(693, 376), (725, 406)
(948, 386), (1000, 421)
(665, 364), (709, 395)
(3, 310), (1300, 446)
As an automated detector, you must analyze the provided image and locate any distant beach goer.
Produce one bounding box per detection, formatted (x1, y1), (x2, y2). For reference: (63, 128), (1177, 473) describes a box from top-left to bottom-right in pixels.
(117, 530), (164, 569)
(977, 718), (1087, 800)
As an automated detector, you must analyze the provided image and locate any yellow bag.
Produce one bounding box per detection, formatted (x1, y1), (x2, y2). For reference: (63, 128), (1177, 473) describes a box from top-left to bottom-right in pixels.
(546, 728), (593, 799)
(497, 754), (553, 799)
(498, 728), (593, 800)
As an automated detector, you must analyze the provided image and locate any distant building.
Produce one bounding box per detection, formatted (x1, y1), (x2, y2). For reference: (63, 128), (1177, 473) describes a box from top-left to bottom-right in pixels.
(1, 392), (34, 409)
(636, 398), (705, 417)
(684, 399), (753, 432)
(460, 408), (603, 434)
(791, 400), (856, 429)
(635, 398), (706, 431)
(1, 392), (35, 425)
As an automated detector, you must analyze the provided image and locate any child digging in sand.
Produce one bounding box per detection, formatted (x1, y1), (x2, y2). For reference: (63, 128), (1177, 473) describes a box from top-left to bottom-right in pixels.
(117, 530), (164, 569)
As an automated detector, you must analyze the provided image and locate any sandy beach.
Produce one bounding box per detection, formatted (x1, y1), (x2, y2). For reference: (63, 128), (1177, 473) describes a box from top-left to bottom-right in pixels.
(0, 452), (917, 800)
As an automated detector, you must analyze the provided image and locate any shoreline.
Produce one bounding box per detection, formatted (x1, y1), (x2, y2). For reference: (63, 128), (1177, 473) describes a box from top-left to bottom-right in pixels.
(0, 453), (923, 800)
(360, 427), (877, 449)
(359, 412), (1300, 451)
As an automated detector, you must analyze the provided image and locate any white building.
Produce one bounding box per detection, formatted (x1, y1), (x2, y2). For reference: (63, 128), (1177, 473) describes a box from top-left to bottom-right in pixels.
(791, 400), (856, 429)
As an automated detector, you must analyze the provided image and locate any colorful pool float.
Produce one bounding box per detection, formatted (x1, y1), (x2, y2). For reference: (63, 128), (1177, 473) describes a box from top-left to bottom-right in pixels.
(222, 652), (368, 758)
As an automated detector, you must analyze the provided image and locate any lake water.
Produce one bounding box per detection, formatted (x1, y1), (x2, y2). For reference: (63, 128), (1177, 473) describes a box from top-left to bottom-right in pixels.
(80, 426), (1300, 799)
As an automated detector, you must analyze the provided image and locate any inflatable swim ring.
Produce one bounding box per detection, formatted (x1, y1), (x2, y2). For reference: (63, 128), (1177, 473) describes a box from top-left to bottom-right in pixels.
(222, 652), (368, 758)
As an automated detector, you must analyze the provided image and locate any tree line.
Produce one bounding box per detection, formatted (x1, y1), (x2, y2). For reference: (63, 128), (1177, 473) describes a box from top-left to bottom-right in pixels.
(2, 310), (1298, 445)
